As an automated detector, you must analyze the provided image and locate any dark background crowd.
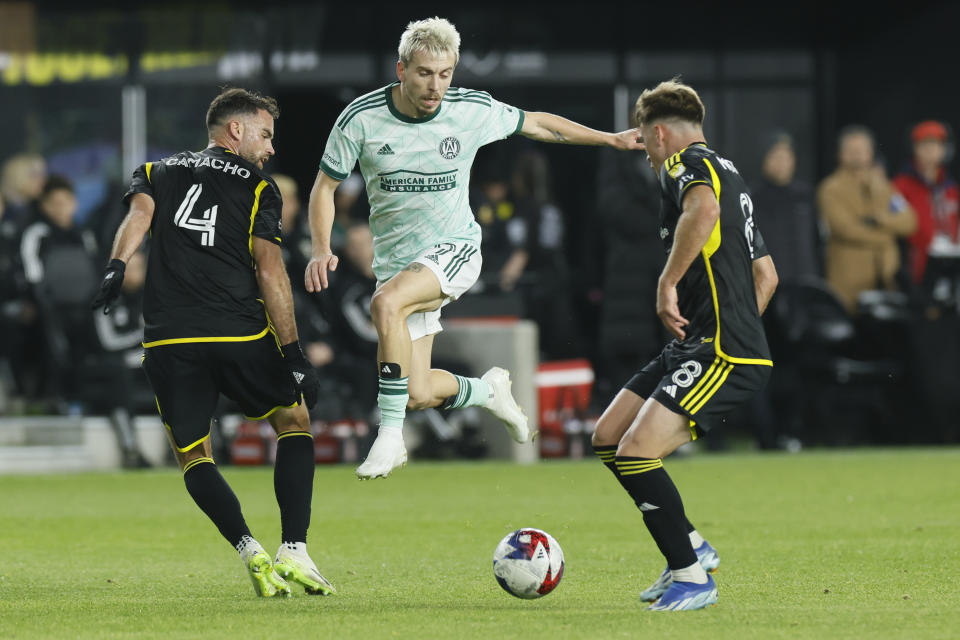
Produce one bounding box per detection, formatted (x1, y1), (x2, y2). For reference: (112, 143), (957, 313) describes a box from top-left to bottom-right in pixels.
(2, 1), (959, 457)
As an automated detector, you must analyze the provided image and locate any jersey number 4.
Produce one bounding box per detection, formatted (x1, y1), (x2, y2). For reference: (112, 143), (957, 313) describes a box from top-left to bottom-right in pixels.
(175, 183), (218, 247)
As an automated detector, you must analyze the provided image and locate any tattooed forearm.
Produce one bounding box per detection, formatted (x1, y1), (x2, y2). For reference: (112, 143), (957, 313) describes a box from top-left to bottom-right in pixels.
(549, 129), (567, 142)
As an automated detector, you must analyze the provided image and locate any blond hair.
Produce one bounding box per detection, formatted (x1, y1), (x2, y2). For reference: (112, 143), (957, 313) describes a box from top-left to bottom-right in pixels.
(634, 78), (705, 128)
(398, 17), (460, 67)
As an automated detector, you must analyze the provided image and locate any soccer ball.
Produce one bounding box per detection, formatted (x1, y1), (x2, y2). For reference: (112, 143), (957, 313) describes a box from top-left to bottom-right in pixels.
(492, 528), (564, 599)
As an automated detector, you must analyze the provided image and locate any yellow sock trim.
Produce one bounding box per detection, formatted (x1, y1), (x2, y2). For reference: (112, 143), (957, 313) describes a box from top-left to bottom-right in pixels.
(183, 457), (214, 473)
(615, 458), (664, 476)
(276, 431), (314, 441)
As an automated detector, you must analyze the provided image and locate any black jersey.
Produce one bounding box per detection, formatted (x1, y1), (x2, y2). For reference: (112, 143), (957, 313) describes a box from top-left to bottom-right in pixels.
(657, 142), (772, 365)
(123, 147), (283, 346)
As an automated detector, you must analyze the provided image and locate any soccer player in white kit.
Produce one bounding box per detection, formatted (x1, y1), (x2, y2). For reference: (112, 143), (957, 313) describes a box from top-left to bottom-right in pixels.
(305, 17), (643, 479)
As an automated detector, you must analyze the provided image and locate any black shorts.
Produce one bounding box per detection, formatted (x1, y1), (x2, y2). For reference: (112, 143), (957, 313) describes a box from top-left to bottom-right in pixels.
(623, 342), (771, 438)
(141, 335), (299, 452)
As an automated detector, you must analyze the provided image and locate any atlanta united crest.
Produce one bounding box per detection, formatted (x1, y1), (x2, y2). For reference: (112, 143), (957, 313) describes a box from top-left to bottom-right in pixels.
(439, 136), (461, 159)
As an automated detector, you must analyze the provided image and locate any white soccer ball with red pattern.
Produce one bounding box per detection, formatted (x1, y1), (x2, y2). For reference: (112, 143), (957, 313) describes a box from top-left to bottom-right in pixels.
(492, 528), (565, 599)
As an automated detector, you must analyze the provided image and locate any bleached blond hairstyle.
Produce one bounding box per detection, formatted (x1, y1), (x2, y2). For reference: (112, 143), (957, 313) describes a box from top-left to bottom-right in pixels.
(398, 17), (461, 67)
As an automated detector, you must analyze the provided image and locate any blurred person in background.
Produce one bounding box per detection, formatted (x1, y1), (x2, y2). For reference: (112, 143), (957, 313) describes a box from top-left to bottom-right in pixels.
(752, 131), (821, 284)
(91, 249), (152, 468)
(19, 175), (99, 400)
(1, 190), (37, 399)
(738, 132), (819, 451)
(0, 153), (46, 224)
(470, 153), (518, 286)
(502, 150), (582, 359)
(594, 146), (664, 404)
(893, 121), (959, 287)
(322, 223), (380, 417)
(331, 171), (366, 252)
(817, 126), (916, 313)
(893, 122), (960, 444)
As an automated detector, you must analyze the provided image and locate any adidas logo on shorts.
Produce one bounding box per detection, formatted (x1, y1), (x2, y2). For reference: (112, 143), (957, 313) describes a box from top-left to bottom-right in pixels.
(377, 144), (395, 155)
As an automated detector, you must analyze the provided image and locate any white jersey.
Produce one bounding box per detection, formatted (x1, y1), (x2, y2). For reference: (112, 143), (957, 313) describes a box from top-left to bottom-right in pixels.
(320, 83), (525, 281)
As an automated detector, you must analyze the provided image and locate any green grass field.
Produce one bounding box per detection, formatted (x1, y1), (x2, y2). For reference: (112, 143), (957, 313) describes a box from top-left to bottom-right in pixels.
(1, 448), (958, 639)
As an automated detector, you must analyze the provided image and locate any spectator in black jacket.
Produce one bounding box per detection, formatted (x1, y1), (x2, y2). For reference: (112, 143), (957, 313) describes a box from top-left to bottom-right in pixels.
(593, 147), (664, 404)
(751, 131), (822, 284)
(322, 223), (379, 417)
(18, 175), (99, 400)
(502, 150), (582, 359)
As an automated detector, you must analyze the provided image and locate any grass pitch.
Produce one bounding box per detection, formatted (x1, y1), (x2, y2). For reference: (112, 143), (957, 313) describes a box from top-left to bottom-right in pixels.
(1, 448), (958, 639)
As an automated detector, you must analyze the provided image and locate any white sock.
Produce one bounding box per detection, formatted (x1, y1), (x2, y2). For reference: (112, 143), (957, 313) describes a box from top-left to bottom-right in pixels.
(689, 530), (705, 548)
(671, 562), (708, 584)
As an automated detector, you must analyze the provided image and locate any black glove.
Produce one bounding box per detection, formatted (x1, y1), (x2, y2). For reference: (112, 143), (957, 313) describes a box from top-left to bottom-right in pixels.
(281, 341), (320, 409)
(91, 259), (126, 314)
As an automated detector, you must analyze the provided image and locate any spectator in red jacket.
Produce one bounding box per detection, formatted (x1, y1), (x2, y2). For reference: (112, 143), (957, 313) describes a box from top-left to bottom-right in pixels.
(893, 121), (960, 284)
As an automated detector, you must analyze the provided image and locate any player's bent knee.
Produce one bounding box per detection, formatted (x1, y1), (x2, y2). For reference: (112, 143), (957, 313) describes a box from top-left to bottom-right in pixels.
(369, 289), (402, 325)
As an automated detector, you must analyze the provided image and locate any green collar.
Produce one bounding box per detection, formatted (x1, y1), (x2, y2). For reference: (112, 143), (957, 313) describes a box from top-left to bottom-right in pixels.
(386, 82), (443, 124)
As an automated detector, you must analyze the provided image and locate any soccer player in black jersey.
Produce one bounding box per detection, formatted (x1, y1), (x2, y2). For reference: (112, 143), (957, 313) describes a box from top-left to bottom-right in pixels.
(91, 88), (335, 598)
(591, 80), (779, 611)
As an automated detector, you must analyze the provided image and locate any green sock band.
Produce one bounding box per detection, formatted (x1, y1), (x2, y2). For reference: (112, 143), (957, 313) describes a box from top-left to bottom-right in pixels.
(378, 376), (408, 429)
(447, 375), (489, 409)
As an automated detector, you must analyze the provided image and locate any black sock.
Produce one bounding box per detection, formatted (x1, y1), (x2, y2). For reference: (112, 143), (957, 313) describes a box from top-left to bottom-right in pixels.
(183, 459), (251, 548)
(614, 456), (697, 570)
(595, 445), (698, 537)
(274, 432), (315, 543)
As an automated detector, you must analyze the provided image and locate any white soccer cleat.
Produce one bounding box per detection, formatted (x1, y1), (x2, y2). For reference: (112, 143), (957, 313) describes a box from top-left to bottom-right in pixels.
(274, 543), (336, 595)
(481, 367), (530, 444)
(356, 427), (408, 479)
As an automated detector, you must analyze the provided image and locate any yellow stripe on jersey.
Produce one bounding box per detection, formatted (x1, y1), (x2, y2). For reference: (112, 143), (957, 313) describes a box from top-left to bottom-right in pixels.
(142, 326), (270, 348)
(248, 179), (269, 257)
(699, 157), (774, 367)
(145, 162), (154, 183)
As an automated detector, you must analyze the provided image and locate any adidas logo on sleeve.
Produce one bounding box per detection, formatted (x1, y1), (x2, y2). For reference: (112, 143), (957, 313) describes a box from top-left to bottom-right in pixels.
(377, 144), (395, 155)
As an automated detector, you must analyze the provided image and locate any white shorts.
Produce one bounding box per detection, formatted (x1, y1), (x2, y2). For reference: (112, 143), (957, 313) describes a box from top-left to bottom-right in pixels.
(378, 241), (482, 342)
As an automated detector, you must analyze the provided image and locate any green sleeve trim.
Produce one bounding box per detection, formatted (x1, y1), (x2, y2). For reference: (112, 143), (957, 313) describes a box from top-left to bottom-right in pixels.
(512, 110), (525, 136)
(319, 160), (348, 182)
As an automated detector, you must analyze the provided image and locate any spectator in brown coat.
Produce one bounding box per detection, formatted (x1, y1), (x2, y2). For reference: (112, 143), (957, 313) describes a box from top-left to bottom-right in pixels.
(817, 126), (916, 312)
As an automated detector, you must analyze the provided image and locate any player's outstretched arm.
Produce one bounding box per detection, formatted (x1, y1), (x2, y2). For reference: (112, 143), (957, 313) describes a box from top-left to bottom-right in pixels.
(752, 255), (778, 316)
(91, 193), (154, 313)
(656, 185), (720, 340)
(305, 171), (342, 292)
(519, 112), (643, 151)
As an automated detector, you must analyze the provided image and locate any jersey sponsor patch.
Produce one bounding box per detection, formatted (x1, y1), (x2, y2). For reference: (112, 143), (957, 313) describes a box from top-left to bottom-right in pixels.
(378, 169), (457, 193)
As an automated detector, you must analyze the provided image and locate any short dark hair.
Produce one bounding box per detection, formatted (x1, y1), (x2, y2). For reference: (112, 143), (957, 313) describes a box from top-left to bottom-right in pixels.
(40, 174), (74, 199)
(634, 78), (705, 128)
(837, 124), (875, 148)
(205, 87), (280, 132)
